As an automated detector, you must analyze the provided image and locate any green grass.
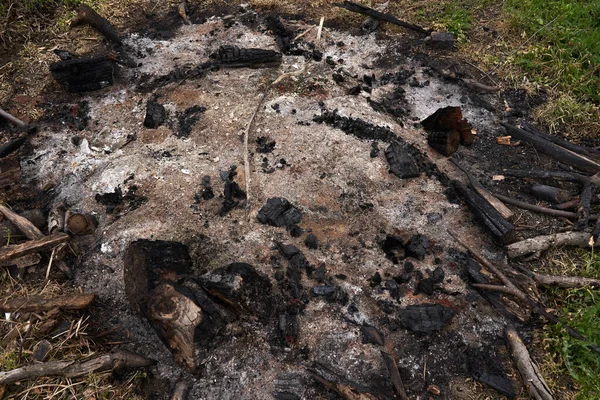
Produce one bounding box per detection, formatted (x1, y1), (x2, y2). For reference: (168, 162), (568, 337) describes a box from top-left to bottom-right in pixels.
(504, 0), (600, 136)
(543, 251), (600, 398)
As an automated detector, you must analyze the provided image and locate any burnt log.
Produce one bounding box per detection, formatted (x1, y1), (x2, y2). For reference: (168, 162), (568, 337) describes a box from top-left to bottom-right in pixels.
(210, 46), (282, 68)
(398, 304), (454, 332)
(427, 130), (460, 156)
(455, 181), (517, 244)
(334, 1), (430, 35)
(521, 123), (600, 163)
(501, 123), (600, 173)
(50, 56), (115, 93)
(72, 5), (122, 45)
(421, 106), (474, 146)
(385, 140), (420, 179)
(0, 108), (35, 133)
(529, 184), (571, 204)
(0, 156), (21, 189)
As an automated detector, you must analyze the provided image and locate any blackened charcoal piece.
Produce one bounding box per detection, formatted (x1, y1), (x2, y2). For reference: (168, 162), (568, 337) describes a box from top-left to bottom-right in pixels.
(277, 312), (299, 346)
(432, 266), (445, 283)
(266, 15), (293, 53)
(256, 136), (276, 153)
(275, 270), (285, 281)
(415, 278), (434, 295)
(210, 45), (282, 68)
(361, 325), (385, 346)
(277, 243), (300, 260)
(289, 224), (303, 237)
(381, 234), (404, 262)
(474, 373), (516, 399)
(385, 140), (420, 179)
(398, 304), (454, 333)
(370, 271), (382, 287)
(257, 197), (302, 227)
(313, 263), (326, 282)
(312, 285), (336, 296)
(370, 141), (380, 158)
(405, 234), (428, 260)
(313, 109), (395, 142)
(385, 279), (403, 299)
(404, 261), (414, 273)
(143, 100), (166, 128)
(50, 56), (114, 93)
(200, 175), (214, 200)
(304, 233), (318, 249)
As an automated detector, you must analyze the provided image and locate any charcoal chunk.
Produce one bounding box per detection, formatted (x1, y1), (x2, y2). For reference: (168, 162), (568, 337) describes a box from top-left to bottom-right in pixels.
(398, 304), (454, 333)
(257, 197), (302, 228)
(474, 373), (516, 399)
(432, 266), (445, 283)
(256, 136), (276, 153)
(289, 224), (303, 237)
(313, 263), (326, 282)
(405, 234), (428, 260)
(385, 140), (420, 179)
(277, 243), (300, 260)
(312, 285), (336, 296)
(304, 233), (318, 249)
(143, 100), (166, 128)
(415, 278), (435, 295)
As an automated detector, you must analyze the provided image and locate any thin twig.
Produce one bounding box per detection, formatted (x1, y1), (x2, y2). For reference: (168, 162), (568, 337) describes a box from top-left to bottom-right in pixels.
(45, 246), (56, 281)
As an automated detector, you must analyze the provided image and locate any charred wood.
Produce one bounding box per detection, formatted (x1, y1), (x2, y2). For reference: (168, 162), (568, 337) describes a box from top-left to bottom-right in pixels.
(502, 169), (589, 184)
(0, 209), (45, 244)
(521, 123), (600, 163)
(501, 123), (600, 173)
(334, 1), (430, 35)
(452, 160), (513, 220)
(381, 351), (409, 400)
(0, 349), (155, 386)
(0, 293), (94, 312)
(385, 141), (420, 179)
(65, 212), (97, 235)
(72, 5), (122, 45)
(209, 46), (282, 68)
(454, 181), (517, 244)
(50, 56), (115, 93)
(427, 130), (460, 157)
(0, 108), (35, 133)
(492, 193), (594, 220)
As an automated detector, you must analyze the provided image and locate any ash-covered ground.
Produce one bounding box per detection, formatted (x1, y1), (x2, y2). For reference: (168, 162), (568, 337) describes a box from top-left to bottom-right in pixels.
(11, 5), (559, 399)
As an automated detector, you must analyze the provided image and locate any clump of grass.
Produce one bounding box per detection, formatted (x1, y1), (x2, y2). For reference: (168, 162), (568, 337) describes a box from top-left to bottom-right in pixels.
(540, 249), (600, 398)
(535, 93), (600, 138)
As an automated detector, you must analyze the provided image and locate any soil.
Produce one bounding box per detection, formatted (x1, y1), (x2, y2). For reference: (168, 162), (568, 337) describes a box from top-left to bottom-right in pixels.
(0, 3), (582, 400)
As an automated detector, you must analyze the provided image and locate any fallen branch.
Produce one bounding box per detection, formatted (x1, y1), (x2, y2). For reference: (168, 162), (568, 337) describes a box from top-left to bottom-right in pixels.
(381, 351), (409, 400)
(527, 270), (600, 289)
(171, 380), (191, 400)
(0, 233), (69, 264)
(493, 193), (595, 220)
(72, 5), (122, 45)
(0, 203), (44, 240)
(448, 229), (600, 354)
(502, 169), (588, 184)
(0, 349), (155, 386)
(334, 1), (430, 35)
(521, 123), (600, 163)
(501, 123), (600, 174)
(506, 231), (595, 258)
(307, 369), (379, 400)
(505, 326), (553, 400)
(0, 293), (95, 312)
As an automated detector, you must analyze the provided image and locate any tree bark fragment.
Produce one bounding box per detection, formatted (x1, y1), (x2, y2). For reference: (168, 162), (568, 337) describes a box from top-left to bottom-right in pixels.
(0, 233), (69, 264)
(506, 231), (596, 258)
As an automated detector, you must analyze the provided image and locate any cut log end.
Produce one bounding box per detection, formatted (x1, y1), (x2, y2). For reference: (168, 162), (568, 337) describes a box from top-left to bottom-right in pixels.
(427, 130), (460, 157)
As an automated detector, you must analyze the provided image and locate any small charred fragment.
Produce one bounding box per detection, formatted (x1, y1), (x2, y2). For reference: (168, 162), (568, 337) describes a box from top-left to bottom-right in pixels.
(209, 45), (282, 68)
(144, 99), (166, 129)
(398, 304), (454, 333)
(50, 56), (115, 93)
(257, 197), (302, 228)
(385, 141), (420, 179)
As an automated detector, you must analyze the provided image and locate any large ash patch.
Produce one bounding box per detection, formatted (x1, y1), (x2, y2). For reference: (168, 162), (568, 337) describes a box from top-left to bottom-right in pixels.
(17, 8), (524, 400)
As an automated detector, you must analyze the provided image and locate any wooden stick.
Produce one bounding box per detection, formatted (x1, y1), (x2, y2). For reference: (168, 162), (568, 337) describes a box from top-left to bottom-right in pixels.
(0, 233), (69, 264)
(171, 380), (191, 400)
(506, 231), (595, 258)
(521, 123), (600, 163)
(334, 1), (430, 35)
(529, 270), (600, 289)
(449, 229), (600, 354)
(0, 348), (155, 386)
(0, 108), (35, 133)
(493, 193), (595, 220)
(381, 351), (409, 400)
(0, 293), (94, 312)
(505, 326), (554, 400)
(501, 123), (600, 173)
(0, 203), (44, 240)
(73, 5), (122, 45)
(502, 169), (588, 184)
(316, 17), (325, 41)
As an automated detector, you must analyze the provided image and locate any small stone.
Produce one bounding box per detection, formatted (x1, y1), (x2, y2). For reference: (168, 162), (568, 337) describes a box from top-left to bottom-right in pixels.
(312, 285), (336, 296)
